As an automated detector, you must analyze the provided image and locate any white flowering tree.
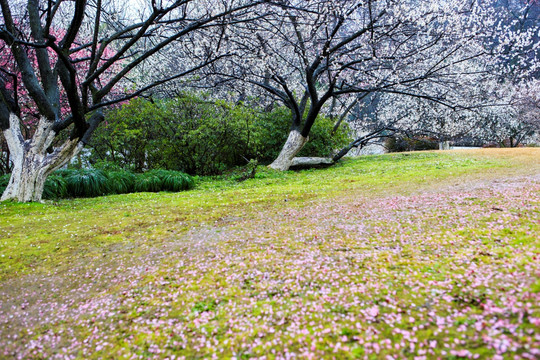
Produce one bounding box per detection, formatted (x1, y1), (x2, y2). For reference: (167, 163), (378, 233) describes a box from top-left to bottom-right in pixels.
(477, 80), (540, 146)
(348, 76), (540, 151)
(211, 0), (538, 169)
(0, 0), (263, 202)
(359, 0), (540, 149)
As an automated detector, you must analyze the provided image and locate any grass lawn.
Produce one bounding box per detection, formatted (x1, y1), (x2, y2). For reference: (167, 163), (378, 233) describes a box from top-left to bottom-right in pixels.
(0, 148), (539, 359)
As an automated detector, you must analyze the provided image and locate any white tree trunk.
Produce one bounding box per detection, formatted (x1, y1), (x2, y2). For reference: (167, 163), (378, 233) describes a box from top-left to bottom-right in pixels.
(1, 114), (83, 202)
(439, 141), (451, 150)
(268, 130), (309, 171)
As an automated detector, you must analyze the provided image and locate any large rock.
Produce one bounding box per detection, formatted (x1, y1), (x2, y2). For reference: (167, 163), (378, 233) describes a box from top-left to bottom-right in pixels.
(289, 157), (335, 170)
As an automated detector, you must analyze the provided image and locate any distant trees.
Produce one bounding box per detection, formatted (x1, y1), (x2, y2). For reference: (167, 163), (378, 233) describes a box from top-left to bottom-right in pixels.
(349, 76), (540, 150)
(479, 80), (540, 147)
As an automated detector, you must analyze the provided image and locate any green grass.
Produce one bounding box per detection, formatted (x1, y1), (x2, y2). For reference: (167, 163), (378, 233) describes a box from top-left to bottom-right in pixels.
(0, 151), (522, 280)
(0, 149), (538, 359)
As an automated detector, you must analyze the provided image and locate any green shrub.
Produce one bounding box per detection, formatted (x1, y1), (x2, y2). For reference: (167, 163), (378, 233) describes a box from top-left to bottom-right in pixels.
(42, 175), (68, 199)
(89, 95), (351, 175)
(247, 107), (351, 164)
(105, 171), (136, 194)
(53, 168), (76, 178)
(386, 135), (439, 152)
(90, 95), (254, 175)
(1, 168), (194, 200)
(93, 160), (125, 172)
(151, 170), (195, 191)
(0, 173), (10, 195)
(134, 170), (194, 192)
(64, 169), (109, 198)
(134, 172), (163, 192)
(229, 159), (259, 182)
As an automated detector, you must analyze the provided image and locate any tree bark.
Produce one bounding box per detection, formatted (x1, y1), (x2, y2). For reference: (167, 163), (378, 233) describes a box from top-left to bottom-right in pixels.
(1, 114), (83, 202)
(438, 141), (451, 150)
(268, 130), (308, 171)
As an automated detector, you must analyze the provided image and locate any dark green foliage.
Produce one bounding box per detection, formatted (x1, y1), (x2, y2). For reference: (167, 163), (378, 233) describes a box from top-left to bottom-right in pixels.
(89, 95), (351, 175)
(52, 169), (75, 178)
(92, 160), (125, 172)
(42, 175), (68, 199)
(56, 168), (195, 196)
(105, 171), (136, 194)
(386, 135), (439, 152)
(56, 168), (194, 197)
(134, 170), (195, 192)
(90, 95), (254, 175)
(1, 168), (194, 200)
(0, 173), (10, 195)
(251, 107), (351, 163)
(158, 171), (195, 192)
(64, 169), (109, 198)
(134, 172), (163, 193)
(226, 159), (259, 182)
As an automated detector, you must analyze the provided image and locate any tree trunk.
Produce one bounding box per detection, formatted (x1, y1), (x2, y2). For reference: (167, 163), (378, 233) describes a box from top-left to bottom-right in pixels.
(268, 130), (308, 171)
(439, 141), (451, 150)
(1, 114), (83, 202)
(289, 157), (334, 170)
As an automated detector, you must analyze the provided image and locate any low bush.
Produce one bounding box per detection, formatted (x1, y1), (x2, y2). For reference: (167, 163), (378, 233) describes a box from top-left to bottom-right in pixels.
(151, 170), (195, 192)
(250, 107), (351, 163)
(0, 173), (10, 195)
(63, 169), (109, 198)
(386, 135), (439, 152)
(89, 95), (351, 175)
(90, 95), (254, 175)
(42, 175), (68, 200)
(106, 171), (137, 194)
(134, 172), (163, 193)
(0, 168), (195, 200)
(134, 169), (195, 192)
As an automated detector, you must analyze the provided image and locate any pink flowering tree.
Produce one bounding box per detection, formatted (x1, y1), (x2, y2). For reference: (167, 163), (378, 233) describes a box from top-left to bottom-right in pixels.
(0, 0), (264, 202)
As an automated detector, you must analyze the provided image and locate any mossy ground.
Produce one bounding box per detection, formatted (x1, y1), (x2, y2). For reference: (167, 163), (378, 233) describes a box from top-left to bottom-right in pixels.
(0, 149), (539, 359)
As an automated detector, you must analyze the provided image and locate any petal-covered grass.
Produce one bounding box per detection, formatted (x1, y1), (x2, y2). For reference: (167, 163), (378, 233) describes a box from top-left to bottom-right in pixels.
(0, 148), (539, 359)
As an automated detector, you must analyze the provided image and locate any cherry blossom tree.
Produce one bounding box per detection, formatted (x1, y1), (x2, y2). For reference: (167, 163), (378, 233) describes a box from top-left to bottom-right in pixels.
(477, 80), (540, 147)
(0, 0), (263, 202)
(210, 0), (538, 170)
(358, 1), (540, 150)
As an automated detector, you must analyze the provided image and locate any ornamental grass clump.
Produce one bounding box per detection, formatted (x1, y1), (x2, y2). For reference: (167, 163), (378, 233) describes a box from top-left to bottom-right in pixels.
(63, 169), (109, 198)
(0, 174), (9, 195)
(134, 170), (194, 192)
(42, 175), (68, 200)
(134, 172), (164, 193)
(0, 168), (195, 200)
(105, 171), (137, 194)
(151, 169), (195, 191)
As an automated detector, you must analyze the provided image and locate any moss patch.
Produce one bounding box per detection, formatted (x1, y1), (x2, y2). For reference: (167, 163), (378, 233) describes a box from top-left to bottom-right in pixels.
(0, 149), (539, 359)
